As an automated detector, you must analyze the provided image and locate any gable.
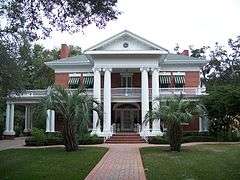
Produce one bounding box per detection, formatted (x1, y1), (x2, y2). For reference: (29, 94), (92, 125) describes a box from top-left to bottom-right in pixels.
(85, 30), (169, 54)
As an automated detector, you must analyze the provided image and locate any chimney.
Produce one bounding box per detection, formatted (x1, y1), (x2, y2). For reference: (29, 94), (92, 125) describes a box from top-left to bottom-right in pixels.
(59, 44), (70, 59)
(180, 50), (189, 56)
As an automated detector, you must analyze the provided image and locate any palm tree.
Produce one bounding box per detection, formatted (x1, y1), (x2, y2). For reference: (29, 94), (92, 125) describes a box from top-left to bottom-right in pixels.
(145, 95), (205, 151)
(42, 86), (101, 152)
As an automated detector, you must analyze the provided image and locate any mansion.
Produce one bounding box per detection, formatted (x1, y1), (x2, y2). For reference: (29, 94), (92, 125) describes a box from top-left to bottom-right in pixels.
(3, 30), (209, 139)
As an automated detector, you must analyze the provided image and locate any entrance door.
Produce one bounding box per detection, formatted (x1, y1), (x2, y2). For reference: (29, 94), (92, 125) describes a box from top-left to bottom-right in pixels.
(121, 110), (134, 132)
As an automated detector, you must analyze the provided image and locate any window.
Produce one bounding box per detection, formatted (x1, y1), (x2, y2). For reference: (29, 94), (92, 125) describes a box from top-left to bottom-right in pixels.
(174, 75), (185, 88)
(159, 75), (171, 88)
(68, 73), (94, 89)
(68, 77), (80, 89)
(159, 73), (185, 88)
(121, 74), (132, 87)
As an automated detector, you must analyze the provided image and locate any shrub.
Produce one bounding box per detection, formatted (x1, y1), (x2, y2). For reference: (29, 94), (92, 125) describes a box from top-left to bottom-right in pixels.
(45, 132), (64, 145)
(148, 136), (169, 144)
(183, 131), (210, 137)
(25, 128), (64, 146)
(78, 134), (104, 145)
(30, 128), (46, 145)
(182, 135), (216, 143)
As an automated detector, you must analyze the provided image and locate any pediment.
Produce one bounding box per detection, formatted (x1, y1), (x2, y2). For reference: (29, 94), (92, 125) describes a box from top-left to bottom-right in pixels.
(85, 30), (168, 53)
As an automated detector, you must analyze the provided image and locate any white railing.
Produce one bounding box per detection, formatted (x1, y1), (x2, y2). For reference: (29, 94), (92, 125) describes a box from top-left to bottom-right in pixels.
(9, 87), (205, 99)
(111, 88), (141, 97)
(159, 87), (205, 96)
(9, 88), (94, 98)
(9, 89), (48, 98)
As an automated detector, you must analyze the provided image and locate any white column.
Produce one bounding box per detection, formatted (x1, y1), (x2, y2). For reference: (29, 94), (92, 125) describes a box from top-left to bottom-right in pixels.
(3, 103), (11, 135)
(24, 105), (32, 133)
(151, 68), (162, 135)
(9, 103), (15, 135)
(24, 105), (29, 132)
(103, 68), (112, 135)
(199, 117), (203, 132)
(92, 68), (101, 134)
(50, 110), (55, 132)
(46, 109), (51, 132)
(140, 67), (150, 135)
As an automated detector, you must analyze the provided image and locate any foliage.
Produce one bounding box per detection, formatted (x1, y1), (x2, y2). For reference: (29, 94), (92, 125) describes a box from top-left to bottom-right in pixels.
(25, 131), (64, 146)
(190, 35), (240, 86)
(28, 128), (46, 145)
(141, 144), (240, 180)
(78, 134), (104, 145)
(148, 136), (169, 144)
(0, 0), (120, 41)
(42, 86), (101, 151)
(145, 95), (205, 151)
(201, 85), (240, 139)
(0, 147), (108, 179)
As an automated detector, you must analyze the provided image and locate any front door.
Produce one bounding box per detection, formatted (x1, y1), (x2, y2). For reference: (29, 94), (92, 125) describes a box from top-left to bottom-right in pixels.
(121, 110), (134, 132)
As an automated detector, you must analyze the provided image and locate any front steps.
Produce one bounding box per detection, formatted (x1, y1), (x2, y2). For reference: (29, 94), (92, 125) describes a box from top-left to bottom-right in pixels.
(105, 133), (146, 144)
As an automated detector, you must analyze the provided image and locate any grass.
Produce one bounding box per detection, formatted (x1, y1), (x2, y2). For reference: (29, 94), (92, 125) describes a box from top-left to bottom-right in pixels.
(140, 144), (240, 180)
(0, 147), (107, 180)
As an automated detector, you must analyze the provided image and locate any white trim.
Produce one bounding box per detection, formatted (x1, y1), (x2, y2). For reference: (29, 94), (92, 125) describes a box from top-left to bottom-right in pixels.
(85, 30), (169, 53)
(85, 50), (167, 55)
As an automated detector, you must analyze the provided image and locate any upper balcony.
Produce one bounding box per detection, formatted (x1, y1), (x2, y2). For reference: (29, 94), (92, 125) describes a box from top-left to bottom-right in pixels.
(8, 87), (205, 103)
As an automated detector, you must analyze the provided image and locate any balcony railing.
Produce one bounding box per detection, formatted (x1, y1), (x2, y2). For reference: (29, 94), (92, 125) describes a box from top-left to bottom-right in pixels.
(111, 88), (141, 97)
(9, 87), (205, 100)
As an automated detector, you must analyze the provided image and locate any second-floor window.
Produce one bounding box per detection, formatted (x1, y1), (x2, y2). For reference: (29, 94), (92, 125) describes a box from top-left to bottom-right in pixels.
(121, 74), (132, 88)
(159, 73), (185, 88)
(68, 73), (94, 89)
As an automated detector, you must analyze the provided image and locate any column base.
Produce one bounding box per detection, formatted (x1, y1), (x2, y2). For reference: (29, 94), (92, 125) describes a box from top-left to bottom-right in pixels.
(23, 129), (31, 133)
(3, 131), (15, 136)
(149, 130), (163, 136)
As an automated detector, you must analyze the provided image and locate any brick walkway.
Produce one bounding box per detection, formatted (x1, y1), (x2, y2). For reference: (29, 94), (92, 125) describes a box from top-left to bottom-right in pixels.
(85, 144), (146, 180)
(0, 137), (26, 151)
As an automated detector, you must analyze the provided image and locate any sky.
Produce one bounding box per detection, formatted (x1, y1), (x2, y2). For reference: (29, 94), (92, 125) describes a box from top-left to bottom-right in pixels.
(37, 0), (240, 53)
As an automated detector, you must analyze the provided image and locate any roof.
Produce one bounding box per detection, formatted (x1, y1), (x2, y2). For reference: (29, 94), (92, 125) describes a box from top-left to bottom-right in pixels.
(166, 53), (204, 61)
(45, 55), (91, 66)
(84, 30), (169, 53)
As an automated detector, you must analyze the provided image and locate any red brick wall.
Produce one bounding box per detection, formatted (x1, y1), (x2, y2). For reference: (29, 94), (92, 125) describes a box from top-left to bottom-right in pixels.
(111, 73), (121, 88)
(185, 71), (200, 87)
(132, 73), (141, 87)
(55, 73), (69, 88)
(182, 116), (199, 132)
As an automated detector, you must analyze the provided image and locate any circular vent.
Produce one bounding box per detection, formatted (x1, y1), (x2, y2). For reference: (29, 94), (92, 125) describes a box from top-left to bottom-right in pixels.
(123, 42), (129, 48)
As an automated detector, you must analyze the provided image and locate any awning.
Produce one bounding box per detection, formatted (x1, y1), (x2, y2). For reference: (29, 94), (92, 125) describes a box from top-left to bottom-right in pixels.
(174, 75), (185, 84)
(68, 77), (80, 85)
(83, 76), (94, 88)
(159, 75), (171, 84)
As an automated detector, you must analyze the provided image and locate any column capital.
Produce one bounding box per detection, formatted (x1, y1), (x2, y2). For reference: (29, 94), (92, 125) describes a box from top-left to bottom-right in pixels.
(102, 68), (112, 72)
(140, 67), (150, 72)
(150, 67), (160, 72)
(92, 67), (102, 72)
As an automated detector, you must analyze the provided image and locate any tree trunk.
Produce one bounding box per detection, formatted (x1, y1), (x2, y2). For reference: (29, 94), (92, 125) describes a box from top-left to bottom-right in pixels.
(63, 120), (78, 152)
(167, 121), (183, 152)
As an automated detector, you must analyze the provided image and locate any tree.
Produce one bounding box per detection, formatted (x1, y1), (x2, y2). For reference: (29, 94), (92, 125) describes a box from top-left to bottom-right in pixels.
(201, 85), (240, 139)
(0, 0), (120, 41)
(190, 36), (240, 86)
(42, 86), (100, 151)
(145, 96), (204, 151)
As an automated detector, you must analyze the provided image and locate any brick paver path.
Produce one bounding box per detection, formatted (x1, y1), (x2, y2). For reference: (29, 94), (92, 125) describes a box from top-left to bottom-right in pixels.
(0, 137), (26, 151)
(85, 144), (146, 180)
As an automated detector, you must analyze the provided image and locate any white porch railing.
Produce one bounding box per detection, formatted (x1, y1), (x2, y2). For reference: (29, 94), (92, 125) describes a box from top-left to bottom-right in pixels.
(111, 88), (141, 97)
(9, 87), (205, 100)
(158, 87), (205, 96)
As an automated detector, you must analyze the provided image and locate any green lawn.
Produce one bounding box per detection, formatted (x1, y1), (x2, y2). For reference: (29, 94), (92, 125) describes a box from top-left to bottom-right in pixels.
(140, 144), (240, 180)
(0, 147), (107, 180)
